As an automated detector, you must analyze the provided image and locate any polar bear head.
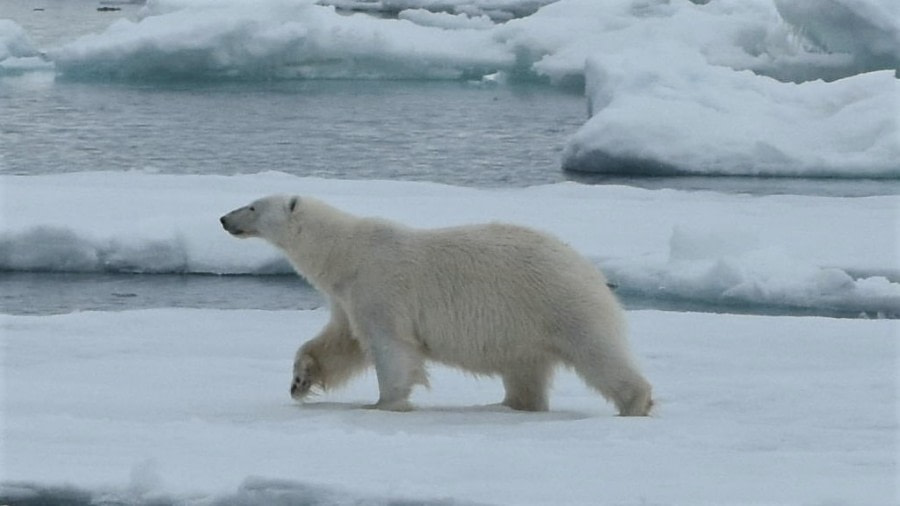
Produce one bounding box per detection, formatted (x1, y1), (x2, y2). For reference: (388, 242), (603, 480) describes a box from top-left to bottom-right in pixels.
(220, 194), (299, 245)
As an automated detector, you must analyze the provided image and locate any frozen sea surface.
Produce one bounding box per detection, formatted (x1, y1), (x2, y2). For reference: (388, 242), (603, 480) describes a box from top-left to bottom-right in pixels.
(2, 309), (897, 505)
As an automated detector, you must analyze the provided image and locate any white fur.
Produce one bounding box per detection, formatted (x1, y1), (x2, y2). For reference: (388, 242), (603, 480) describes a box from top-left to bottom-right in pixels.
(220, 195), (653, 415)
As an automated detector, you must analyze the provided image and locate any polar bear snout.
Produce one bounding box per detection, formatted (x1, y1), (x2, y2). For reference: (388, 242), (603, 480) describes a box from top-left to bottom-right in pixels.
(219, 214), (241, 235)
(219, 215), (243, 236)
(220, 209), (254, 238)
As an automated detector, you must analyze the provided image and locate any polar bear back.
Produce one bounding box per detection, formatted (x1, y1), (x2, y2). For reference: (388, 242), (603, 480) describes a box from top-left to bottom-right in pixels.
(351, 222), (628, 374)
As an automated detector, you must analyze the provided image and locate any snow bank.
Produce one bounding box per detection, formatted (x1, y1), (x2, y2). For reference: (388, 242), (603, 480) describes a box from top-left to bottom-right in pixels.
(0, 19), (35, 61)
(548, 0), (900, 176)
(606, 227), (900, 317)
(0, 19), (50, 74)
(326, 0), (556, 22)
(398, 8), (495, 30)
(774, 0), (900, 74)
(43, 0), (900, 84)
(1, 172), (897, 316)
(2, 308), (897, 504)
(50, 0), (511, 80)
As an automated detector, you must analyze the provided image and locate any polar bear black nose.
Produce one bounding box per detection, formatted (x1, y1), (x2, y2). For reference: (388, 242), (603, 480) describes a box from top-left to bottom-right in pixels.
(220, 216), (235, 233)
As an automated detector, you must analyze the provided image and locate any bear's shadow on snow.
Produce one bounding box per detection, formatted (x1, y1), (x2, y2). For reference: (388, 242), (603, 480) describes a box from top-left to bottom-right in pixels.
(293, 401), (599, 424)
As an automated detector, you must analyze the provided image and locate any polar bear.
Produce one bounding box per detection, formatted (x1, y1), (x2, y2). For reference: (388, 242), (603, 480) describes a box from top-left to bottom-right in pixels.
(220, 195), (653, 415)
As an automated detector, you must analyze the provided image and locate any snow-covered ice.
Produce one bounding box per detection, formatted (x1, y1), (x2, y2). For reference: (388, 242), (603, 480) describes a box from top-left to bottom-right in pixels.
(50, 0), (511, 81)
(0, 19), (35, 61)
(562, 14), (900, 176)
(607, 226), (900, 317)
(325, 0), (557, 22)
(2, 0), (898, 176)
(1, 172), (898, 316)
(774, 0), (900, 73)
(0, 18), (50, 73)
(1, 308), (897, 504)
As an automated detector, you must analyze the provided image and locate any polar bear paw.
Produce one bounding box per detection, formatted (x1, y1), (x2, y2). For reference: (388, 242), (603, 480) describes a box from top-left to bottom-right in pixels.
(291, 354), (320, 400)
(364, 398), (414, 412)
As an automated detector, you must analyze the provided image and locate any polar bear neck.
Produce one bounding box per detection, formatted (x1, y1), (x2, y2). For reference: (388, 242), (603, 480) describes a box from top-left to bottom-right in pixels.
(280, 199), (363, 297)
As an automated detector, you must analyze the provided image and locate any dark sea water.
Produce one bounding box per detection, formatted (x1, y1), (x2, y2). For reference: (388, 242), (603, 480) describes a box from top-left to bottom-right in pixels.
(2, 76), (586, 187)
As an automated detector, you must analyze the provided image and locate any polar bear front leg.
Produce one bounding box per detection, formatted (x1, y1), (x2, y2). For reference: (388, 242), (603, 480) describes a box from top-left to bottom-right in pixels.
(358, 314), (427, 412)
(291, 306), (369, 401)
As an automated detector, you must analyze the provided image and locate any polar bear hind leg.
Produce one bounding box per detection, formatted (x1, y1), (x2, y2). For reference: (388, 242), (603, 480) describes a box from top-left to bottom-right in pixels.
(360, 313), (429, 412)
(367, 340), (428, 411)
(559, 330), (653, 416)
(501, 359), (554, 411)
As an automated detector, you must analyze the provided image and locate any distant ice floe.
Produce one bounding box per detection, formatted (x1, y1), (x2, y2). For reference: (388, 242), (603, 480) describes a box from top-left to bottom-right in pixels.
(0, 19), (35, 61)
(2, 172), (898, 318)
(1, 0), (898, 175)
(48, 0), (513, 81)
(605, 227), (900, 318)
(774, 0), (900, 76)
(565, 63), (899, 177)
(324, 0), (557, 22)
(557, 0), (900, 177)
(0, 19), (51, 73)
(397, 8), (495, 30)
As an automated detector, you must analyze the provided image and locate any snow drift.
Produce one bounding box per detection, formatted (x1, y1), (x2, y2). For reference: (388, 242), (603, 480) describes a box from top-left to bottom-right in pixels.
(0, 18), (50, 73)
(0, 19), (36, 61)
(557, 1), (900, 177)
(2, 172), (897, 317)
(50, 0), (512, 81)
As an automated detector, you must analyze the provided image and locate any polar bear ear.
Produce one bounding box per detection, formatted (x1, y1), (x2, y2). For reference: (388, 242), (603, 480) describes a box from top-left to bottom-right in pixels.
(289, 196), (299, 213)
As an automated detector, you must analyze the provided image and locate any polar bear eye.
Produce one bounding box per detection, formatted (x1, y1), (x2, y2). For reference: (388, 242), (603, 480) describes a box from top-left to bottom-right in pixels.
(249, 206), (256, 212)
